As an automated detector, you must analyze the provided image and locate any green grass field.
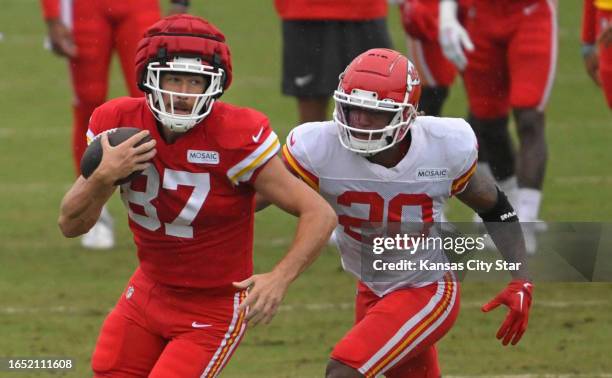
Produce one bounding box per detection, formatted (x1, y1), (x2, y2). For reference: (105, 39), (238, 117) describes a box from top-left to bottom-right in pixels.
(1, 0), (611, 377)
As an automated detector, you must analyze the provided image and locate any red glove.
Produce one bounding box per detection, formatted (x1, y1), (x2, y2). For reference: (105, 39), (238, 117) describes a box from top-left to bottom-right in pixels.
(482, 279), (533, 346)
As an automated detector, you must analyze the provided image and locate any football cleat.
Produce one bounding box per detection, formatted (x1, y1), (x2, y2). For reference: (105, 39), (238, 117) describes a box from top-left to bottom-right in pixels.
(81, 206), (115, 250)
(327, 229), (339, 247)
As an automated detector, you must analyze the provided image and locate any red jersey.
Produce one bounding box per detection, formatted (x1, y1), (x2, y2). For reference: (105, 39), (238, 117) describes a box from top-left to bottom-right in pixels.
(86, 97), (280, 288)
(274, 0), (387, 21)
(582, 0), (612, 44)
(40, 0), (60, 20)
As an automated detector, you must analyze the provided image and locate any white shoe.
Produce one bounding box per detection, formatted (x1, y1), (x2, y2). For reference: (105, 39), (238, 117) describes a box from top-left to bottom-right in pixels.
(81, 208), (114, 250)
(327, 229), (338, 247)
(440, 211), (449, 223)
(481, 232), (497, 250)
(521, 223), (537, 256)
(533, 219), (548, 232)
(522, 219), (548, 255)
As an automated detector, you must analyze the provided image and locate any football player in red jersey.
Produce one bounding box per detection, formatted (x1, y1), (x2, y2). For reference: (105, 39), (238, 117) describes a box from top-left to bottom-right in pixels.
(58, 15), (337, 377)
(582, 0), (612, 109)
(260, 48), (534, 377)
(41, 0), (188, 249)
(439, 0), (557, 253)
(399, 0), (471, 117)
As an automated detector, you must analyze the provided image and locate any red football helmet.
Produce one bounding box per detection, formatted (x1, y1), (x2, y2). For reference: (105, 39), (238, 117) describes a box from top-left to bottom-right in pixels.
(333, 48), (421, 155)
(135, 15), (232, 132)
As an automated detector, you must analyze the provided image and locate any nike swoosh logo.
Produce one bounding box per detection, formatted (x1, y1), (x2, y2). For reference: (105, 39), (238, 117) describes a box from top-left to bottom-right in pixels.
(517, 291), (524, 312)
(191, 322), (212, 329)
(252, 126), (264, 143)
(289, 132), (296, 146)
(294, 74), (314, 87)
(523, 283), (532, 290)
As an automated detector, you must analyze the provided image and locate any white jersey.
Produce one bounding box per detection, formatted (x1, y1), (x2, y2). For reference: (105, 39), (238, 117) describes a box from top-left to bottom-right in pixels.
(282, 117), (478, 296)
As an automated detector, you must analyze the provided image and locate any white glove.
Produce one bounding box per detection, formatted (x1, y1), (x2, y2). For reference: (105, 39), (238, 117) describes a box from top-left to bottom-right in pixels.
(439, 0), (474, 71)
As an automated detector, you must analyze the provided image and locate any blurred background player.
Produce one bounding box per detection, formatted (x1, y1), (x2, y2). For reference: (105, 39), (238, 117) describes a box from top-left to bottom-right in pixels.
(278, 49), (533, 377)
(582, 0), (612, 109)
(58, 15), (336, 377)
(439, 0), (557, 252)
(40, 0), (188, 249)
(398, 0), (472, 223)
(399, 0), (471, 116)
(275, 0), (392, 124)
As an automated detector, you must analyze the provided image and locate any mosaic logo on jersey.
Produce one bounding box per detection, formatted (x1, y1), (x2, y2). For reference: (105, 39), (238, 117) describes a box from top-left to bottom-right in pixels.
(187, 150), (220, 165)
(416, 168), (449, 181)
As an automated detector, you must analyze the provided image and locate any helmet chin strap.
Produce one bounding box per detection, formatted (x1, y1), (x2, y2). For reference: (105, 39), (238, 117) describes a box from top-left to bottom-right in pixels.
(159, 114), (197, 133)
(350, 134), (392, 156)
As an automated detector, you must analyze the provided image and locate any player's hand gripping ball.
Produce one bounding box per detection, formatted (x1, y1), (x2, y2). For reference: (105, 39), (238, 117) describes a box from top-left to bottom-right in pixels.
(80, 127), (152, 185)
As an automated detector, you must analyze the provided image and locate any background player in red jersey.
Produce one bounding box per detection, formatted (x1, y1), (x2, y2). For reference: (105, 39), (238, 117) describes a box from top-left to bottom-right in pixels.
(275, 0), (392, 124)
(399, 0), (471, 116)
(439, 0), (557, 252)
(582, 0), (612, 109)
(57, 15), (337, 377)
(268, 49), (534, 377)
(41, 0), (188, 249)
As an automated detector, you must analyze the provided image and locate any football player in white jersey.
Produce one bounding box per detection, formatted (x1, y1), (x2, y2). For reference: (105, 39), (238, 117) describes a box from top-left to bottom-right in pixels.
(261, 48), (534, 377)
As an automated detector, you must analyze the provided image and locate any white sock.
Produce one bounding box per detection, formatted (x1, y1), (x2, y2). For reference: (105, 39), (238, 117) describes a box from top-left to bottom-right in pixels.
(477, 162), (493, 178)
(516, 188), (542, 221)
(498, 176), (518, 208)
(99, 205), (114, 227)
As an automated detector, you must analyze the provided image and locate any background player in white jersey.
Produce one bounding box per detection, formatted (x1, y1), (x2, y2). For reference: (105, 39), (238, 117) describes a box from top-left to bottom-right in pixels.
(269, 49), (534, 377)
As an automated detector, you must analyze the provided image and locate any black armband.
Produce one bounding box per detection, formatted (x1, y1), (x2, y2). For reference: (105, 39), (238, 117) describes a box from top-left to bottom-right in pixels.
(171, 0), (190, 6)
(478, 187), (518, 222)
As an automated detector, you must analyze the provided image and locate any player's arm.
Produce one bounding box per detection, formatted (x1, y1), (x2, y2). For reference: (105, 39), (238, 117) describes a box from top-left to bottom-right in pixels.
(456, 169), (528, 280)
(438, 0), (473, 70)
(40, 0), (76, 58)
(168, 0), (190, 16)
(254, 140), (317, 212)
(58, 131), (156, 237)
(456, 170), (533, 346)
(601, 25), (612, 47)
(234, 156), (337, 326)
(254, 192), (271, 212)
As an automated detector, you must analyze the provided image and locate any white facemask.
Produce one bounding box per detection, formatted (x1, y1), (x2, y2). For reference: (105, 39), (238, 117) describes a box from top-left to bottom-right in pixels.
(144, 56), (225, 133)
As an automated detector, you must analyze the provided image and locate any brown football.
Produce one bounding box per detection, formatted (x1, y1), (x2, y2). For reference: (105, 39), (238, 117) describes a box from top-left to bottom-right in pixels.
(80, 127), (152, 185)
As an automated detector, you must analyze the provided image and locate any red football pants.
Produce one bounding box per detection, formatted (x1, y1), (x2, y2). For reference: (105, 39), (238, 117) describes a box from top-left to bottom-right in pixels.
(91, 268), (248, 378)
(463, 0), (558, 118)
(597, 9), (612, 109)
(63, 0), (160, 175)
(331, 274), (460, 378)
(407, 36), (458, 88)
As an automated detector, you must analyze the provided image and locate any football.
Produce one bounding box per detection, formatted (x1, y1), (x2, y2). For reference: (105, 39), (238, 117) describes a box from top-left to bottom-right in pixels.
(80, 127), (153, 185)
